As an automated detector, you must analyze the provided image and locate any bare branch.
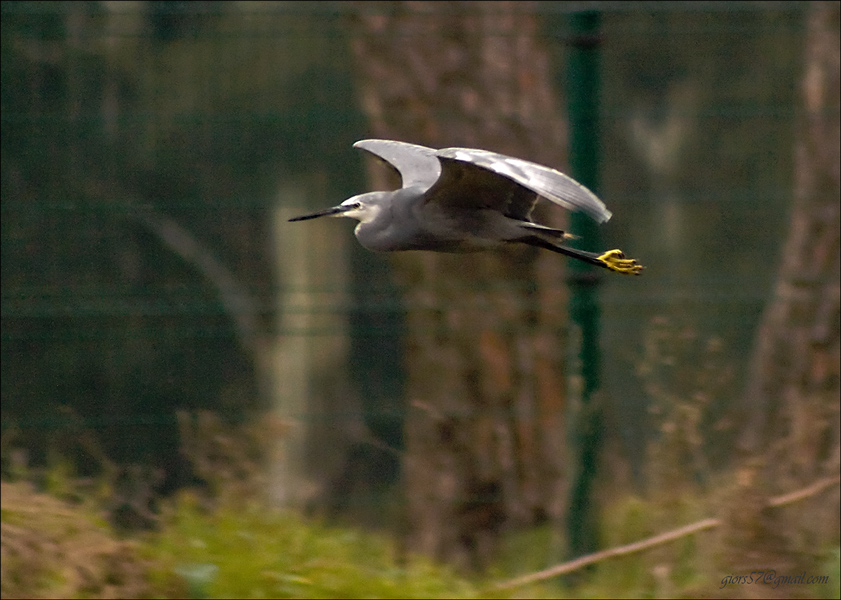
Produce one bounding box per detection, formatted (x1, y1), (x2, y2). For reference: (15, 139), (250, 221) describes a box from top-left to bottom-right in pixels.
(491, 518), (720, 592)
(490, 475), (841, 592)
(134, 208), (263, 358)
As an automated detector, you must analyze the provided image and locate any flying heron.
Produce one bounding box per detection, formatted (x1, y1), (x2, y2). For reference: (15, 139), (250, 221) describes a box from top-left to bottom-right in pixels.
(289, 139), (643, 275)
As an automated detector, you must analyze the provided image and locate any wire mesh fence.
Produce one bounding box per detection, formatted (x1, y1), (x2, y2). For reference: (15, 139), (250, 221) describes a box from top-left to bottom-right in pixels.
(1, 0), (827, 532)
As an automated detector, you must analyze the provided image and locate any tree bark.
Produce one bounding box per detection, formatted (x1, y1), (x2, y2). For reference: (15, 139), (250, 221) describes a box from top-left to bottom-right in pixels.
(742, 2), (840, 490)
(350, 1), (571, 569)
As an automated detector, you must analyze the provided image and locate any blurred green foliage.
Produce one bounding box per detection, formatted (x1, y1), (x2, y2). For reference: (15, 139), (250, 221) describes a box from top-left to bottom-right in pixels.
(148, 492), (481, 599)
(4, 475), (837, 599)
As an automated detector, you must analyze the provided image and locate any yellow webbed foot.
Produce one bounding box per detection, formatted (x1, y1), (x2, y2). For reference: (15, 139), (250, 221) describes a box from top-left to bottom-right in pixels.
(598, 249), (644, 275)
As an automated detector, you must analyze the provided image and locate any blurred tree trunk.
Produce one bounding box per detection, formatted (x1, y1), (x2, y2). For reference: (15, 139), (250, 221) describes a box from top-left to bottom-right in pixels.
(742, 2), (840, 488)
(350, 1), (571, 569)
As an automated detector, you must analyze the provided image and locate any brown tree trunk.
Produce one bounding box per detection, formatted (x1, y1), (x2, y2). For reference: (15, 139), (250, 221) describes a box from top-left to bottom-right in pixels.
(350, 1), (570, 569)
(742, 2), (840, 490)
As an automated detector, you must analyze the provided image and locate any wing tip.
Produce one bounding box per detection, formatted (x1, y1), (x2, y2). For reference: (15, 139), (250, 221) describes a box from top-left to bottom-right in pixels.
(353, 139), (384, 150)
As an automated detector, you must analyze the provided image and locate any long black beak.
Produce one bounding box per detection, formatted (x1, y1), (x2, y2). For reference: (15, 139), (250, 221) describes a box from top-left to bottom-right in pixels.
(288, 205), (355, 222)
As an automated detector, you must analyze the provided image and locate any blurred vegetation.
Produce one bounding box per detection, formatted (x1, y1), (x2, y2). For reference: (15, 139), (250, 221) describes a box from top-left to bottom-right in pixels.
(1, 480), (154, 599)
(147, 493), (481, 599)
(1, 478), (482, 599)
(3, 460), (838, 599)
(1, 406), (482, 599)
(3, 372), (838, 599)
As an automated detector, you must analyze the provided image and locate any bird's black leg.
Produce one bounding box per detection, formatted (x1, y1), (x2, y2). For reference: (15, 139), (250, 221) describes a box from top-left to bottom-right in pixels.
(517, 236), (644, 275)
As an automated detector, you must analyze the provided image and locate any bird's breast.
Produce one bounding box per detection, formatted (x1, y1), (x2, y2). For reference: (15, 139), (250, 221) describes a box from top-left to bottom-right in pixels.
(354, 208), (507, 253)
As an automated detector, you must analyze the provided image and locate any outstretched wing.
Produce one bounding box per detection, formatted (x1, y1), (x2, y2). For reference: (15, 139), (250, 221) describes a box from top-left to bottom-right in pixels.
(435, 147), (612, 223)
(353, 139), (442, 191)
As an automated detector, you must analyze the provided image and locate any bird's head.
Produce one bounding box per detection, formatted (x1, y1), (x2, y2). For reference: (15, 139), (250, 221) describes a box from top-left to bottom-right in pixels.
(288, 193), (385, 224)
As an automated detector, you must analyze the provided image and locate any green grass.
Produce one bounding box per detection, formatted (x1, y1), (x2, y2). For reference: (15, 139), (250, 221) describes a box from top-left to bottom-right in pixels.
(146, 492), (481, 599)
(3, 478), (838, 599)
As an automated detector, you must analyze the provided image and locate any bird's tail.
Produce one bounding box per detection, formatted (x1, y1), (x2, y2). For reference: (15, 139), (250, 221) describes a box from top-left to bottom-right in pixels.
(517, 221), (578, 241)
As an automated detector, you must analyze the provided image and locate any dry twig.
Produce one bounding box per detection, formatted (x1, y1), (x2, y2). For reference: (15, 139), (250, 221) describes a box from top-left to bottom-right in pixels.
(490, 475), (841, 592)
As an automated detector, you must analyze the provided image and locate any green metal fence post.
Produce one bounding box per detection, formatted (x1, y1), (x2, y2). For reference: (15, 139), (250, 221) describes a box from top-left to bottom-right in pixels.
(566, 9), (604, 562)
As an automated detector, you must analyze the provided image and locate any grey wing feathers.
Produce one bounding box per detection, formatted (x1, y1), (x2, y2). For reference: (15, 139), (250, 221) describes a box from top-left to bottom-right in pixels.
(353, 139), (442, 191)
(437, 147), (612, 223)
